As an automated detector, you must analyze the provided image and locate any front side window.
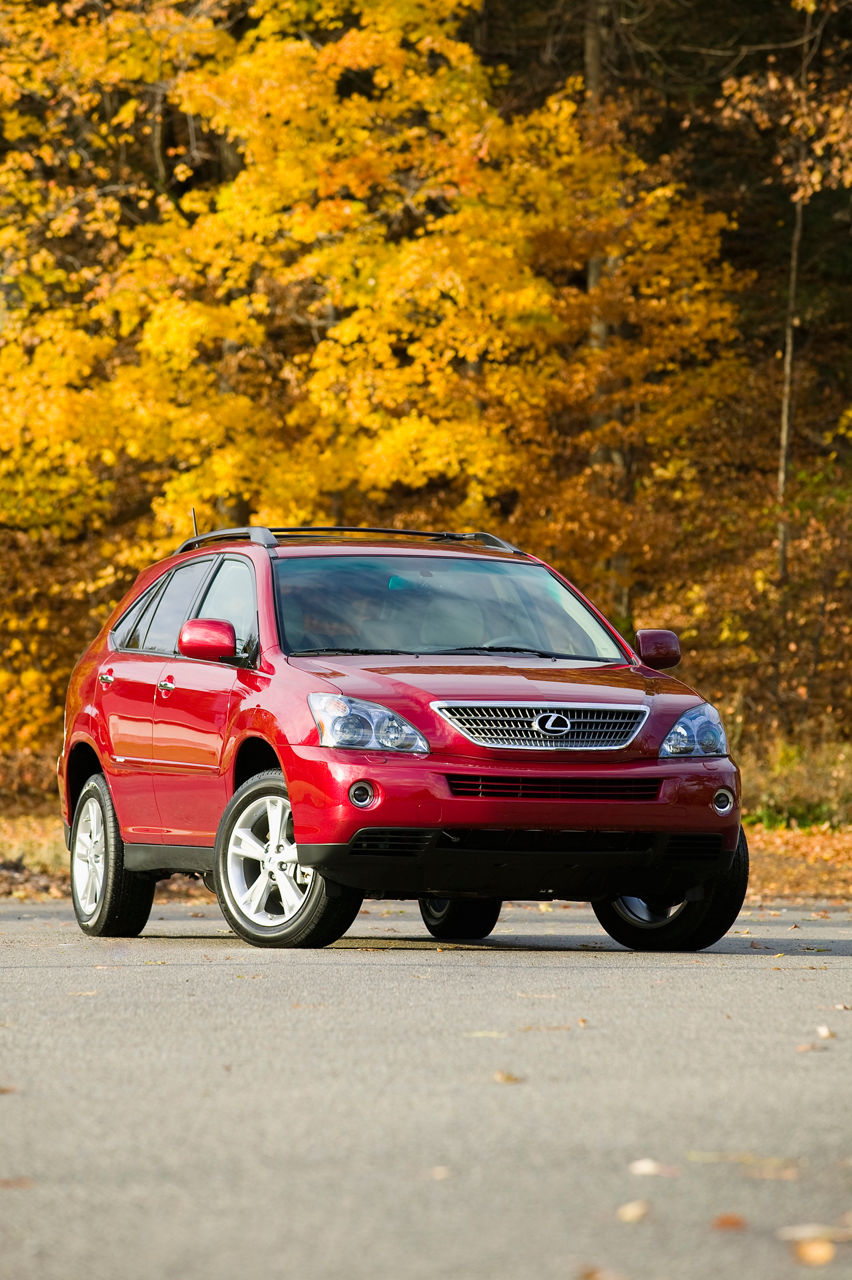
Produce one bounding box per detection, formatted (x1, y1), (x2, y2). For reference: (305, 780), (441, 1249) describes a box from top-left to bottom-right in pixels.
(275, 555), (625, 662)
(141, 559), (212, 655)
(195, 557), (259, 663)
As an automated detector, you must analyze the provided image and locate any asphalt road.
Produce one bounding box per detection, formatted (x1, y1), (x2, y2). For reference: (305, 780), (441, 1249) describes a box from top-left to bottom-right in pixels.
(2, 897), (852, 1280)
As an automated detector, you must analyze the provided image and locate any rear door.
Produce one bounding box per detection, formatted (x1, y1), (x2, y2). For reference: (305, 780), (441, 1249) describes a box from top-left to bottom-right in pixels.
(95, 579), (168, 841)
(150, 556), (259, 845)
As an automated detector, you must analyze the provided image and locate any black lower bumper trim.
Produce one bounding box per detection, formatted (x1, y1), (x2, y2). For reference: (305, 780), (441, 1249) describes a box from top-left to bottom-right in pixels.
(298, 827), (732, 900)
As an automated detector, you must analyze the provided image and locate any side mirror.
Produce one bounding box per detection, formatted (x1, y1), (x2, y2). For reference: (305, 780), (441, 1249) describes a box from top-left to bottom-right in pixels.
(178, 618), (237, 663)
(635, 629), (681, 670)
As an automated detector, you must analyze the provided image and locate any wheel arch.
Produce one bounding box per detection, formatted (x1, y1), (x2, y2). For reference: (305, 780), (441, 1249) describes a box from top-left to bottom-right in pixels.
(231, 736), (284, 794)
(66, 740), (105, 822)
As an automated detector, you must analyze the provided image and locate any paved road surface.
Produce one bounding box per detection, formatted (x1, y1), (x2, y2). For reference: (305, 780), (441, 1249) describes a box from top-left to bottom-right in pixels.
(2, 898), (852, 1280)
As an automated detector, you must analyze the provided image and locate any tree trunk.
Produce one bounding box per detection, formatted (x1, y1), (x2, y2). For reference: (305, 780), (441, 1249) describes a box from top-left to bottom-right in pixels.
(777, 5), (813, 584)
(777, 192), (803, 584)
(585, 0), (632, 630)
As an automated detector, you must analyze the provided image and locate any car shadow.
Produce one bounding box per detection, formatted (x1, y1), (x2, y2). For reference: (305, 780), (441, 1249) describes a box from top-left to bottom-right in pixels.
(328, 932), (852, 956)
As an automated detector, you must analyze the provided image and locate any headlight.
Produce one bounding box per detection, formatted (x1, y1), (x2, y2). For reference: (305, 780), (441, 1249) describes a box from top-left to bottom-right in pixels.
(308, 693), (429, 754)
(660, 704), (728, 757)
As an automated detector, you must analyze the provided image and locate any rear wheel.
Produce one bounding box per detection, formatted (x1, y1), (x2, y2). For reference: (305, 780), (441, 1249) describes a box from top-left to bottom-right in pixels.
(592, 828), (749, 951)
(214, 771), (362, 948)
(70, 775), (155, 937)
(419, 896), (502, 941)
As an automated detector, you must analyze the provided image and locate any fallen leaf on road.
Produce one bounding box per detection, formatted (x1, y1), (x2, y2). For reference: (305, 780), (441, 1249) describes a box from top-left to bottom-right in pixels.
(616, 1199), (649, 1223)
(789, 923), (801, 930)
(430, 1166), (451, 1180)
(0, 1178), (33, 1189)
(816, 1025), (836, 1039)
(777, 1224), (852, 1244)
(795, 1043), (826, 1053)
(578, 1018), (588, 1028)
(792, 1239), (836, 1266)
(493, 1070), (524, 1084)
(578, 1268), (628, 1280)
(465, 1031), (507, 1038)
(713, 1213), (747, 1231)
(833, 1003), (852, 1010)
(629, 1158), (679, 1177)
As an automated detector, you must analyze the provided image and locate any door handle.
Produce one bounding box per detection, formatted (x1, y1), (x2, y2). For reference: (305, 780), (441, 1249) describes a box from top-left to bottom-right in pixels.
(98, 672), (114, 686)
(157, 677), (176, 692)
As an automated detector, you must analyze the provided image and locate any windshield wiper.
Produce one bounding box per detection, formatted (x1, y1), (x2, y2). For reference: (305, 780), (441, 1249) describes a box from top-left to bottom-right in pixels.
(425, 646), (619, 661)
(289, 647), (421, 656)
(426, 645), (565, 658)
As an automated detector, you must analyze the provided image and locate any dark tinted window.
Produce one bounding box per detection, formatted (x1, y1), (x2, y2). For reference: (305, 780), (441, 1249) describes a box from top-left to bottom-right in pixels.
(274, 555), (624, 660)
(116, 580), (167, 652)
(196, 558), (258, 662)
(141, 560), (212, 655)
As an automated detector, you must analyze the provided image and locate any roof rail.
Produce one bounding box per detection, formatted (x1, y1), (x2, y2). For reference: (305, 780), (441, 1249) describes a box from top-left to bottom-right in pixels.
(266, 527), (528, 554)
(175, 525), (527, 556)
(175, 526), (280, 554)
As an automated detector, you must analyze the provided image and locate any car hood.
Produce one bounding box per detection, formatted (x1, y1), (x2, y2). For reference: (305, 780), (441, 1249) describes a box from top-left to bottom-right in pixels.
(287, 654), (696, 707)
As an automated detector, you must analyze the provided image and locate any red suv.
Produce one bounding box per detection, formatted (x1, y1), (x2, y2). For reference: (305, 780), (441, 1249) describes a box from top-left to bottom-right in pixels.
(59, 526), (747, 950)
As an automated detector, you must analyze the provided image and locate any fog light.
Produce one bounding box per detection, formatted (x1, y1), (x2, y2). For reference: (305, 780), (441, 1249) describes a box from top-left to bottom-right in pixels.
(713, 788), (735, 816)
(349, 781), (375, 809)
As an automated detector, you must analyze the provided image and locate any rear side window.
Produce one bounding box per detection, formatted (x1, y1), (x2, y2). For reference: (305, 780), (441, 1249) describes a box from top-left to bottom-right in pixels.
(140, 560), (213, 655)
(114, 580), (166, 651)
(195, 557), (259, 663)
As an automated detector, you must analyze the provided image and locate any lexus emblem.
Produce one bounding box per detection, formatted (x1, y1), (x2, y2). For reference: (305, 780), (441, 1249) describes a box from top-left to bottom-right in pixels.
(533, 711), (572, 736)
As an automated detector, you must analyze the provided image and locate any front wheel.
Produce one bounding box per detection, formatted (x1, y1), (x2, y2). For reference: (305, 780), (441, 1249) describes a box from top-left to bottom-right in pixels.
(592, 828), (749, 952)
(419, 896), (502, 941)
(70, 774), (155, 937)
(214, 771), (362, 948)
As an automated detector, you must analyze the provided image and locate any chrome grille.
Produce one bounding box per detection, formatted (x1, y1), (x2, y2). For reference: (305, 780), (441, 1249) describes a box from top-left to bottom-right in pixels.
(432, 702), (648, 750)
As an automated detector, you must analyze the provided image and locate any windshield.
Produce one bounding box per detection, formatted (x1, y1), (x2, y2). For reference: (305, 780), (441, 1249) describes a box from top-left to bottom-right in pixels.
(275, 555), (625, 662)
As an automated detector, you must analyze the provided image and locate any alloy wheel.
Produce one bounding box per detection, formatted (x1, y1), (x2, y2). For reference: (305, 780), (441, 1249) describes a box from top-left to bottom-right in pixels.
(72, 796), (106, 918)
(225, 794), (313, 928)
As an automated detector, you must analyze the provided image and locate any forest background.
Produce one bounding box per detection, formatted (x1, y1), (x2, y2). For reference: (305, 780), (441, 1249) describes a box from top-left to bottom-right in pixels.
(1, 0), (851, 838)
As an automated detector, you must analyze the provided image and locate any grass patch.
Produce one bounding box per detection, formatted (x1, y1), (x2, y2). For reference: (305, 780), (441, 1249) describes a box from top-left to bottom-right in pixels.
(0, 812), (67, 876)
(739, 737), (852, 829)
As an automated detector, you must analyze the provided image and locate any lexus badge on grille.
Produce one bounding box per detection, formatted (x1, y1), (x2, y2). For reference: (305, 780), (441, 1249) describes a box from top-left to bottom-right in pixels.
(532, 712), (572, 736)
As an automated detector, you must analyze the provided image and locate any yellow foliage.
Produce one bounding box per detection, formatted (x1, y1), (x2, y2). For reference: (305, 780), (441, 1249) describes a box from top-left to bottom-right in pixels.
(0, 0), (752, 756)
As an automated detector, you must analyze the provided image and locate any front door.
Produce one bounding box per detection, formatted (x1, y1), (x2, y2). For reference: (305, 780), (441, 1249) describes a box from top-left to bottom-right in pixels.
(149, 556), (260, 845)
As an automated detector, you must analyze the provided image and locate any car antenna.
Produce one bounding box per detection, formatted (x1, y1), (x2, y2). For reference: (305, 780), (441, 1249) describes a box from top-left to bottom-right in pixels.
(191, 507), (199, 538)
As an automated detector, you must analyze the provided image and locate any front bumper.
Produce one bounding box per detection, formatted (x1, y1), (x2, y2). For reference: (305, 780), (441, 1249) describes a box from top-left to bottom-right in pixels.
(287, 748), (741, 900)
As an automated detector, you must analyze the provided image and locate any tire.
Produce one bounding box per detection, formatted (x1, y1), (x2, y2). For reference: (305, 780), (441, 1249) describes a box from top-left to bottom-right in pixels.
(419, 896), (502, 941)
(592, 827), (750, 952)
(70, 775), (155, 937)
(214, 770), (362, 948)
